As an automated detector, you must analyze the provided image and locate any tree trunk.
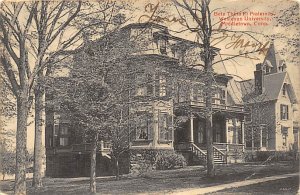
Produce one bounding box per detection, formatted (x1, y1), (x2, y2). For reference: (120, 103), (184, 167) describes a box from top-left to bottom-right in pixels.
(15, 95), (29, 195)
(32, 82), (44, 188)
(90, 135), (97, 194)
(203, 41), (215, 178)
(115, 157), (120, 181)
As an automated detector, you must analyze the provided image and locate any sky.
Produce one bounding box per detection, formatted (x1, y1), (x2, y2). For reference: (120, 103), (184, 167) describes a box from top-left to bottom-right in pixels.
(2, 0), (299, 151)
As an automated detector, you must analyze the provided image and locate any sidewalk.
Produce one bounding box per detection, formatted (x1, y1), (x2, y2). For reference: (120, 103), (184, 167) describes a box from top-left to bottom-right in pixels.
(169, 172), (299, 195)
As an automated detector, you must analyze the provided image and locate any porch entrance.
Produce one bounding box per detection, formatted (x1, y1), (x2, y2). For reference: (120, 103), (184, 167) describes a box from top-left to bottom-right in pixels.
(174, 114), (227, 148)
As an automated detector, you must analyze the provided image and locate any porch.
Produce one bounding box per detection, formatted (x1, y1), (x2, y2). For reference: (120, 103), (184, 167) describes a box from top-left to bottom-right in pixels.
(174, 113), (245, 164)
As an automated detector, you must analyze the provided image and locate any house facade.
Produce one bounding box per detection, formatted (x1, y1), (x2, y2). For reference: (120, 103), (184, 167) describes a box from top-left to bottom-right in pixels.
(45, 22), (299, 178)
(239, 43), (298, 151)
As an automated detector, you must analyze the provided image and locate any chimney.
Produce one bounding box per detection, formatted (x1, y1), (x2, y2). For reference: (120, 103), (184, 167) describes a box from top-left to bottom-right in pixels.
(254, 63), (264, 95)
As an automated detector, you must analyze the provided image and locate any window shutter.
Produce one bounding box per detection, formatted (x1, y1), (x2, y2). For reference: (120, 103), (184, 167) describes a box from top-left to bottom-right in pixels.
(286, 105), (289, 119)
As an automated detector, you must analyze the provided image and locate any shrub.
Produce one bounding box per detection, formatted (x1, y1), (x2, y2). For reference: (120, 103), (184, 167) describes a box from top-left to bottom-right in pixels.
(244, 150), (299, 163)
(155, 150), (187, 170)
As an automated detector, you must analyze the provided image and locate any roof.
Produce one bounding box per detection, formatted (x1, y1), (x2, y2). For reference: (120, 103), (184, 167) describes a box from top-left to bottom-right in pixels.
(263, 42), (285, 73)
(239, 72), (297, 103)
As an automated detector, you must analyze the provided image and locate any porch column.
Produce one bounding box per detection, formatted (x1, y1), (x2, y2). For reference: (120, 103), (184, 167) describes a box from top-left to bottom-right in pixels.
(259, 125), (263, 149)
(225, 119), (229, 152)
(233, 118), (237, 144)
(189, 115), (194, 143)
(225, 119), (228, 143)
(251, 126), (254, 151)
(241, 119), (245, 152)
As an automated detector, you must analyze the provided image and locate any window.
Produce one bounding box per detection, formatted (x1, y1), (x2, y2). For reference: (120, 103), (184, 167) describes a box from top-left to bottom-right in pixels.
(281, 126), (288, 147)
(280, 104), (289, 120)
(213, 89), (225, 104)
(159, 112), (172, 141)
(154, 73), (167, 97)
(159, 38), (167, 55)
(159, 74), (166, 97)
(54, 125), (59, 136)
(146, 74), (154, 96)
(60, 125), (69, 135)
(282, 134), (287, 146)
(261, 126), (268, 147)
(265, 66), (271, 74)
(178, 82), (188, 102)
(135, 74), (147, 96)
(136, 113), (153, 140)
(59, 124), (69, 146)
(192, 84), (203, 102)
(282, 83), (287, 96)
(59, 137), (69, 146)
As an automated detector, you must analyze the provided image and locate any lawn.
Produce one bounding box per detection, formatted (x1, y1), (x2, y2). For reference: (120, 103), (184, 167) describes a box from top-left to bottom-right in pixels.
(208, 176), (299, 195)
(0, 162), (298, 195)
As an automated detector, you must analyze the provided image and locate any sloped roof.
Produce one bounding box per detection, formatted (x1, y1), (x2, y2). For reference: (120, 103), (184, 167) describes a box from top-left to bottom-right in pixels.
(239, 72), (289, 103)
(263, 42), (284, 73)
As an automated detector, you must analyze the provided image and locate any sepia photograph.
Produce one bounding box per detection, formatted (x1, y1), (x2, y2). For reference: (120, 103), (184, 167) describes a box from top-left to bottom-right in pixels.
(0, 0), (299, 194)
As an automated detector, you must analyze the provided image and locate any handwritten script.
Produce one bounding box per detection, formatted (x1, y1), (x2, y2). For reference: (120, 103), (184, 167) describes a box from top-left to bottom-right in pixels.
(138, 3), (186, 26)
(138, 3), (269, 60)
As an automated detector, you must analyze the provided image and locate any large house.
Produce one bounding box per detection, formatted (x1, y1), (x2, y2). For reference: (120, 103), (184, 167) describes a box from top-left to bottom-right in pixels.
(45, 23), (297, 177)
(238, 43), (298, 151)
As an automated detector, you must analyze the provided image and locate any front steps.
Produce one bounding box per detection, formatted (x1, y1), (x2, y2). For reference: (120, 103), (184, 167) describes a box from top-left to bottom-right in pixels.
(190, 144), (227, 165)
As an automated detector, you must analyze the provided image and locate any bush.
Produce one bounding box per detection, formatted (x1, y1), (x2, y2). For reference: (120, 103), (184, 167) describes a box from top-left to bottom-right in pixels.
(156, 150), (187, 170)
(244, 150), (299, 163)
(130, 149), (187, 175)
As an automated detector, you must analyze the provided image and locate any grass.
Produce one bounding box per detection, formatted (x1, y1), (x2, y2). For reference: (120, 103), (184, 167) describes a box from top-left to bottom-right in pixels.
(0, 161), (298, 195)
(208, 176), (299, 195)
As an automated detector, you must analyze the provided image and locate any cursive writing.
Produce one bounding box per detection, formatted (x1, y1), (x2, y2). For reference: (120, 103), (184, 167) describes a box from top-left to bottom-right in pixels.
(138, 3), (186, 26)
(212, 31), (269, 60)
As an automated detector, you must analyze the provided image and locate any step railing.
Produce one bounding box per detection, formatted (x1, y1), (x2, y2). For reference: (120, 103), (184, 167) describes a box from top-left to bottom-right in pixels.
(213, 146), (226, 164)
(191, 143), (207, 161)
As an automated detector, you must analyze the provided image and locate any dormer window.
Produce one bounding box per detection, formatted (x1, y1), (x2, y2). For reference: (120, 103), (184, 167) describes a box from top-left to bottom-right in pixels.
(159, 38), (167, 55)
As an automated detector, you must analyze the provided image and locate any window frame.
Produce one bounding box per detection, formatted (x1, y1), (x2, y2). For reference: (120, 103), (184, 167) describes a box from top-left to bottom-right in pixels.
(158, 112), (172, 142)
(280, 104), (289, 120)
(135, 112), (153, 141)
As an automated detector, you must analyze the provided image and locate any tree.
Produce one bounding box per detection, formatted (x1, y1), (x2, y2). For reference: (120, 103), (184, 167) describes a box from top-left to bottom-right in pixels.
(0, 127), (15, 181)
(49, 15), (138, 192)
(0, 1), (87, 193)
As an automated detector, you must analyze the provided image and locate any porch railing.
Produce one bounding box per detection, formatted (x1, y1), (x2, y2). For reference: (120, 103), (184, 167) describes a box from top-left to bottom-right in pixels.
(213, 142), (245, 152)
(213, 146), (227, 164)
(191, 143), (207, 161)
(174, 100), (244, 112)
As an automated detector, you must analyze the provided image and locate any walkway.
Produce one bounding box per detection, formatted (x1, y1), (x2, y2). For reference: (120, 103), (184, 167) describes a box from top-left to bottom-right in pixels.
(169, 172), (299, 195)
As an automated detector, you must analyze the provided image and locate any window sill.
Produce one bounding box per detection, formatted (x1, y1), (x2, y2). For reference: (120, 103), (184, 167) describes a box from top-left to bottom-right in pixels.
(281, 119), (289, 121)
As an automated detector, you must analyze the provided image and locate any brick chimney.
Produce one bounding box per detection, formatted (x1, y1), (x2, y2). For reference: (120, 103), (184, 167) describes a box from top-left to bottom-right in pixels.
(254, 63), (264, 94)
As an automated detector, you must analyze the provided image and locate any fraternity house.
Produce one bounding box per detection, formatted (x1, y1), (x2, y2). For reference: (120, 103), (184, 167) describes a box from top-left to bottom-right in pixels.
(45, 23), (298, 177)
